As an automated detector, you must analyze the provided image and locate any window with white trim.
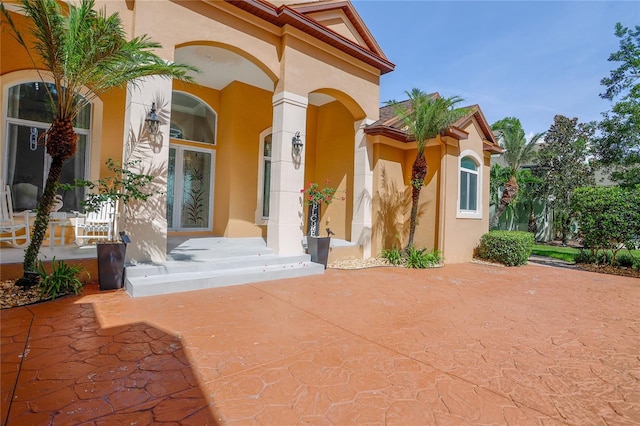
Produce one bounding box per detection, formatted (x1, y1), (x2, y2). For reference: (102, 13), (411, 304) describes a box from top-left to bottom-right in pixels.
(261, 134), (272, 218)
(4, 82), (90, 212)
(256, 129), (272, 223)
(458, 153), (482, 218)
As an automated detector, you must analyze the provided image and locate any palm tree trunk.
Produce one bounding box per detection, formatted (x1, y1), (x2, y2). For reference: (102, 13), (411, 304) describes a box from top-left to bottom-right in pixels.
(489, 176), (519, 229)
(17, 118), (77, 287)
(16, 156), (66, 287)
(406, 152), (427, 249)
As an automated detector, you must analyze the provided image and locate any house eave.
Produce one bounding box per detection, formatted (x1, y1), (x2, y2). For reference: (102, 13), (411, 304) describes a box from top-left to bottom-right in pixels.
(225, 0), (395, 75)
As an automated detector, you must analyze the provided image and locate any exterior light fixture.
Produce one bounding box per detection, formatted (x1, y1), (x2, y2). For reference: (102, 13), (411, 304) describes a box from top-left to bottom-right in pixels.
(145, 102), (161, 136)
(292, 131), (303, 156)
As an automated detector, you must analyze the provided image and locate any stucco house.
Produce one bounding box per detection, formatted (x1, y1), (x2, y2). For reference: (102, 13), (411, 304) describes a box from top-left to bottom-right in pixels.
(1, 0), (500, 288)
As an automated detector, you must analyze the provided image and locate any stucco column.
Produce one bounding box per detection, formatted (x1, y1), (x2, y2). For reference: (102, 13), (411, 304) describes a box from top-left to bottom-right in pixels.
(121, 76), (172, 263)
(351, 118), (375, 258)
(267, 91), (308, 255)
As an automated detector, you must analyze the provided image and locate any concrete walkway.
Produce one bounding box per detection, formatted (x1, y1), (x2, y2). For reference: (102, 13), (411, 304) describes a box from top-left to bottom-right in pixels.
(1, 262), (638, 425)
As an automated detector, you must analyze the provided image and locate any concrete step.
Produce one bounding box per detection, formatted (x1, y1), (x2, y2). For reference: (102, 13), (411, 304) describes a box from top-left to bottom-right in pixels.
(124, 237), (325, 297)
(124, 253), (310, 277)
(167, 237), (275, 260)
(125, 260), (324, 298)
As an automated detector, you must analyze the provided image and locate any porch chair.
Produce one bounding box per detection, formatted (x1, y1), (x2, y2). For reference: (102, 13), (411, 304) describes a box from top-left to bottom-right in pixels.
(0, 181), (31, 248)
(73, 199), (118, 246)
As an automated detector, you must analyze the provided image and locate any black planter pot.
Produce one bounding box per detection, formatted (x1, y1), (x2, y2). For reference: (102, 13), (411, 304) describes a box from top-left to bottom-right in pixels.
(307, 236), (331, 269)
(97, 242), (126, 290)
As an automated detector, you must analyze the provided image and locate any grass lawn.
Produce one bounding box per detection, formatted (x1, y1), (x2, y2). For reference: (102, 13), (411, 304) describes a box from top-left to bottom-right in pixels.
(532, 244), (640, 263)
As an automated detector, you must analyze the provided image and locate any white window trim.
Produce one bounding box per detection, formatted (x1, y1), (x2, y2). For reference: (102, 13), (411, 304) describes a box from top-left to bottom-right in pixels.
(457, 149), (482, 219)
(255, 127), (272, 225)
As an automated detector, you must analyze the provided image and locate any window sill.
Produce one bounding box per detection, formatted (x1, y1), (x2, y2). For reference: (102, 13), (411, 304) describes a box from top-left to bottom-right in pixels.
(456, 211), (482, 219)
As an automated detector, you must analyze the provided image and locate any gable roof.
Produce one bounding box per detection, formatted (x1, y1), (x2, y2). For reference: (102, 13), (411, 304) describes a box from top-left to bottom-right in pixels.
(365, 98), (502, 153)
(225, 0), (394, 74)
(287, 0), (387, 59)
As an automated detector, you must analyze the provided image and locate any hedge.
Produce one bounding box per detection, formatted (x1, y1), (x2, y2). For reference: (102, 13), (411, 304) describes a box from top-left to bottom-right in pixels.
(476, 231), (535, 266)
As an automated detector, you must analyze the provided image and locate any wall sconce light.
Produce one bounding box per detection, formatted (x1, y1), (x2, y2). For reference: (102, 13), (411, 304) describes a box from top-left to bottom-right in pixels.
(145, 102), (161, 136)
(292, 131), (303, 156)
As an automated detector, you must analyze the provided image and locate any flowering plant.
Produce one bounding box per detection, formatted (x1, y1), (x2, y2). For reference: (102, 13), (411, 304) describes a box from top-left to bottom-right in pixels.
(301, 180), (343, 205)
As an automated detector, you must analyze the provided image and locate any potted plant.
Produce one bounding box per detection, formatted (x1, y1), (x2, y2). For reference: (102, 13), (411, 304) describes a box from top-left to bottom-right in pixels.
(301, 180), (343, 268)
(65, 158), (157, 290)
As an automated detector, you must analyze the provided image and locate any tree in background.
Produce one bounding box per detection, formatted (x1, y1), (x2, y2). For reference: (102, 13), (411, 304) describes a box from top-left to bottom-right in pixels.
(572, 186), (640, 266)
(537, 115), (595, 245)
(595, 23), (640, 187)
(489, 117), (545, 228)
(389, 89), (468, 249)
(489, 163), (511, 212)
(1, 0), (196, 287)
(490, 164), (542, 235)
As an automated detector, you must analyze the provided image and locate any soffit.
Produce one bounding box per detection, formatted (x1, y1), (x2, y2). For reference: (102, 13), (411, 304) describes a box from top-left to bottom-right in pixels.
(174, 45), (274, 92)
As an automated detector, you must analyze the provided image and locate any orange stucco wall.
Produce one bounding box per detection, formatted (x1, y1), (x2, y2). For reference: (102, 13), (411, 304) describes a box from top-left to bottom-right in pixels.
(217, 81), (272, 237)
(0, 13), (38, 74)
(371, 139), (440, 255)
(438, 118), (491, 263)
(303, 100), (355, 240)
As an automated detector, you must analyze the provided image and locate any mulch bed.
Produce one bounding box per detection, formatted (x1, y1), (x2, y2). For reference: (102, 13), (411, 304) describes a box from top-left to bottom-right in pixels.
(0, 280), (47, 309)
(577, 263), (640, 279)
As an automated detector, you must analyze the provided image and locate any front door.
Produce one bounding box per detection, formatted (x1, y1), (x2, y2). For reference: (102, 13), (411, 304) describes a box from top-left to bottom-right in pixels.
(167, 145), (215, 231)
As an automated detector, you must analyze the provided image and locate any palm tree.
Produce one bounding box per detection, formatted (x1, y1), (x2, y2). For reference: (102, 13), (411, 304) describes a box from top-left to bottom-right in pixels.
(490, 124), (545, 228)
(1, 0), (196, 287)
(390, 89), (468, 249)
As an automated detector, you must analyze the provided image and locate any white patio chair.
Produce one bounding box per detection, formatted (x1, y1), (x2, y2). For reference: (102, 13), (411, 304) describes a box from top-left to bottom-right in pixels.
(0, 181), (31, 248)
(73, 199), (118, 246)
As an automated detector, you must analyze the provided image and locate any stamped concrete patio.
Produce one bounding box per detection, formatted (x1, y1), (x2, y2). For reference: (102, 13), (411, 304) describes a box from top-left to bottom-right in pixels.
(1, 262), (638, 425)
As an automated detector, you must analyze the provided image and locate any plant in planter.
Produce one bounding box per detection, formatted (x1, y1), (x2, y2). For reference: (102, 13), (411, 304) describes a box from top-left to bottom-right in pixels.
(301, 180), (344, 268)
(64, 158), (158, 290)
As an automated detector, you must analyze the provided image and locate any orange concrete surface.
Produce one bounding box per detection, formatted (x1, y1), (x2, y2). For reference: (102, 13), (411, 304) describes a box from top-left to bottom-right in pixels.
(1, 263), (639, 425)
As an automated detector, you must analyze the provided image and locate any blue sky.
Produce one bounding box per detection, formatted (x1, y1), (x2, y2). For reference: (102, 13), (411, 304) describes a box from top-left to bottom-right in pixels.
(352, 1), (640, 135)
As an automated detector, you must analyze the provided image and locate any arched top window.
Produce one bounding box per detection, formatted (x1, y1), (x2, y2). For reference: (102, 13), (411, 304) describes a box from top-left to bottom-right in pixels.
(170, 92), (216, 145)
(458, 152), (482, 219)
(461, 157), (478, 172)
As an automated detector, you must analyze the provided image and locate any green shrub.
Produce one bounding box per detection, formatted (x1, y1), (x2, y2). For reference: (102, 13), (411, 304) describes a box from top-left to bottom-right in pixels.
(405, 247), (442, 269)
(476, 231), (534, 266)
(381, 247), (404, 266)
(615, 252), (635, 268)
(574, 250), (595, 264)
(596, 251), (613, 265)
(37, 257), (86, 300)
(572, 186), (640, 266)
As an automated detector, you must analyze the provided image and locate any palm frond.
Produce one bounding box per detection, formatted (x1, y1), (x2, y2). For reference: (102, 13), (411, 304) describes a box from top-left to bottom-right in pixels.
(391, 89), (467, 153)
(496, 127), (545, 176)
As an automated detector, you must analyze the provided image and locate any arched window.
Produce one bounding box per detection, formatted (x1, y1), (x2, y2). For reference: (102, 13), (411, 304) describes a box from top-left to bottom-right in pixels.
(170, 92), (216, 144)
(4, 82), (91, 212)
(458, 152), (482, 219)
